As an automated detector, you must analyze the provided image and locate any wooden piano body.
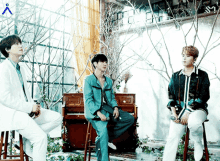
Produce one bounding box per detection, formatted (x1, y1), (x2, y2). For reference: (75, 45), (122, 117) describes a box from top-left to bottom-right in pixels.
(62, 93), (138, 152)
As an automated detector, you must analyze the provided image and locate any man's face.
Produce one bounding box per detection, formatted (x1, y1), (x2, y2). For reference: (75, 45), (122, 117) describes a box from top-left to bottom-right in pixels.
(7, 42), (23, 57)
(96, 61), (108, 72)
(182, 50), (195, 67)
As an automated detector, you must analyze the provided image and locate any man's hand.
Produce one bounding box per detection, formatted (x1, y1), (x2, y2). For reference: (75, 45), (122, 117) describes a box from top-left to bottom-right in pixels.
(97, 111), (107, 121)
(171, 107), (180, 123)
(34, 109), (41, 118)
(180, 112), (190, 125)
(32, 104), (40, 113)
(113, 107), (119, 119)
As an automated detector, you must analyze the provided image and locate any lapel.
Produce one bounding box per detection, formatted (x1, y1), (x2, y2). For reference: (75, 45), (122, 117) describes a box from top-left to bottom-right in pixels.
(6, 59), (21, 85)
(103, 75), (108, 90)
(20, 64), (29, 98)
(93, 74), (109, 90)
(5, 59), (26, 99)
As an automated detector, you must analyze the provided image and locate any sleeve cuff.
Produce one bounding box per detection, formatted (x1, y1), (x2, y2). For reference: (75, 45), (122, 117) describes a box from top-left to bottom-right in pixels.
(186, 108), (192, 113)
(91, 105), (101, 115)
(113, 106), (120, 110)
(167, 100), (176, 108)
(26, 102), (34, 114)
(195, 98), (203, 104)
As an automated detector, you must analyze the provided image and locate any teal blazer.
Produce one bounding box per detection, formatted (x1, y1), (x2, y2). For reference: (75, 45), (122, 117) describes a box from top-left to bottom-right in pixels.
(83, 74), (118, 119)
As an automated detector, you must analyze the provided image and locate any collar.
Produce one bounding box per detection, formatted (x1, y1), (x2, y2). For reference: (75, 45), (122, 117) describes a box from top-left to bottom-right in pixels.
(93, 73), (108, 89)
(8, 58), (18, 68)
(179, 66), (198, 76)
(93, 73), (106, 81)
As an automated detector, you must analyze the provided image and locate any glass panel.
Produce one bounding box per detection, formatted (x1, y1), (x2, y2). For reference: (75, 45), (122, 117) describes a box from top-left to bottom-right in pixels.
(50, 48), (63, 65)
(63, 68), (75, 84)
(0, 18), (14, 35)
(38, 31), (50, 46)
(26, 82), (33, 98)
(20, 62), (32, 81)
(17, 2), (33, 23)
(54, 16), (64, 31)
(33, 82), (46, 101)
(63, 51), (73, 67)
(23, 48), (34, 62)
(34, 64), (49, 82)
(38, 10), (51, 28)
(50, 102), (62, 113)
(65, 18), (71, 33)
(19, 24), (35, 42)
(51, 13), (61, 30)
(34, 45), (49, 64)
(63, 85), (76, 93)
(49, 66), (62, 83)
(50, 30), (63, 47)
(63, 33), (72, 50)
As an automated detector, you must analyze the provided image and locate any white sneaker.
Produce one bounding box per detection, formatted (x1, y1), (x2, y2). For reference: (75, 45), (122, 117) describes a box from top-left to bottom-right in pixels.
(194, 142), (203, 161)
(23, 138), (33, 158)
(108, 142), (117, 150)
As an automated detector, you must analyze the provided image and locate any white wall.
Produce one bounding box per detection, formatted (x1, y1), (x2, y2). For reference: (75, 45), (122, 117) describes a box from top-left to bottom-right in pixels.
(119, 15), (220, 142)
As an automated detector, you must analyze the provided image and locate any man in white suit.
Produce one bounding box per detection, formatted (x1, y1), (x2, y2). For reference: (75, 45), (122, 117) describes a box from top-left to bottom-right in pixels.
(0, 35), (62, 161)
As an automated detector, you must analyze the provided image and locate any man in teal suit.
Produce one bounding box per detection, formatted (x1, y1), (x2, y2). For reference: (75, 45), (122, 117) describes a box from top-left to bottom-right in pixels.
(83, 54), (134, 161)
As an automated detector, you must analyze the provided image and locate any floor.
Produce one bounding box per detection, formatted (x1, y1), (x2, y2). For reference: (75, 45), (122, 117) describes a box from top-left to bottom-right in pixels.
(5, 139), (220, 160)
(49, 141), (220, 161)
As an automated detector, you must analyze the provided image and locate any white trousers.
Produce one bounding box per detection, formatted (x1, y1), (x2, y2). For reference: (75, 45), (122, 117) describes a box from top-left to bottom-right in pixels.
(14, 108), (62, 161)
(163, 110), (207, 161)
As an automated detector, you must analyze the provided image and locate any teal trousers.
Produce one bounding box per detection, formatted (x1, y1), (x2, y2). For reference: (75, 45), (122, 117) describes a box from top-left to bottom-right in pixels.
(89, 109), (134, 161)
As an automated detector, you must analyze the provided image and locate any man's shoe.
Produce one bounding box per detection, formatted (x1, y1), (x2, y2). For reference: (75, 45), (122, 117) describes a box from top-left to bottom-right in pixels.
(194, 142), (203, 161)
(108, 142), (117, 150)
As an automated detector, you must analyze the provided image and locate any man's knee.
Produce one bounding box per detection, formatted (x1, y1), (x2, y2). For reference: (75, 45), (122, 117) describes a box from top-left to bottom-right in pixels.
(52, 112), (62, 126)
(129, 115), (135, 124)
(56, 113), (63, 125)
(99, 127), (108, 139)
(189, 124), (203, 135)
(35, 131), (47, 144)
(125, 113), (135, 126)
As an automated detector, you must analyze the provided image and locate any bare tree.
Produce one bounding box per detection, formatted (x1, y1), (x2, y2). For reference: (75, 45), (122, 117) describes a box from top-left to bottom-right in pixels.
(97, 2), (145, 90)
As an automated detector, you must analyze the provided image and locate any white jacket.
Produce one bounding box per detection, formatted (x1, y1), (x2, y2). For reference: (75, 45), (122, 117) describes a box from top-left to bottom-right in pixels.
(0, 59), (34, 131)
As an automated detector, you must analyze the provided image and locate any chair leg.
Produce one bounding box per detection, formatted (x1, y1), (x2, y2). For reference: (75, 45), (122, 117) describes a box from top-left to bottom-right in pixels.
(20, 134), (24, 161)
(183, 128), (189, 161)
(25, 154), (29, 161)
(3, 131), (9, 159)
(202, 123), (209, 161)
(84, 122), (91, 161)
(0, 132), (4, 159)
(88, 124), (93, 161)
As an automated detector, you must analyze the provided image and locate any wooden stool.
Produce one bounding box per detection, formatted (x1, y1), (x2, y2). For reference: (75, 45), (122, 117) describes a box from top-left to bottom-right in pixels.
(183, 120), (209, 161)
(0, 131), (29, 161)
(84, 122), (110, 161)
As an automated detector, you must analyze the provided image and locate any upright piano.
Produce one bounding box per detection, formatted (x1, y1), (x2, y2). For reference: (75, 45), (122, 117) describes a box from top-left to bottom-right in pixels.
(62, 93), (138, 152)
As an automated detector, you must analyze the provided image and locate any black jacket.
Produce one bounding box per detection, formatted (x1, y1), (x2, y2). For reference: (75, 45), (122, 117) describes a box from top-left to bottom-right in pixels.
(167, 68), (210, 114)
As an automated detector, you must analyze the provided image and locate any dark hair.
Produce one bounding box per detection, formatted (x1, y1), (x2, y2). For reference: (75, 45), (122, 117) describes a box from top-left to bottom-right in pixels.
(91, 54), (108, 68)
(0, 35), (22, 58)
(182, 45), (199, 59)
